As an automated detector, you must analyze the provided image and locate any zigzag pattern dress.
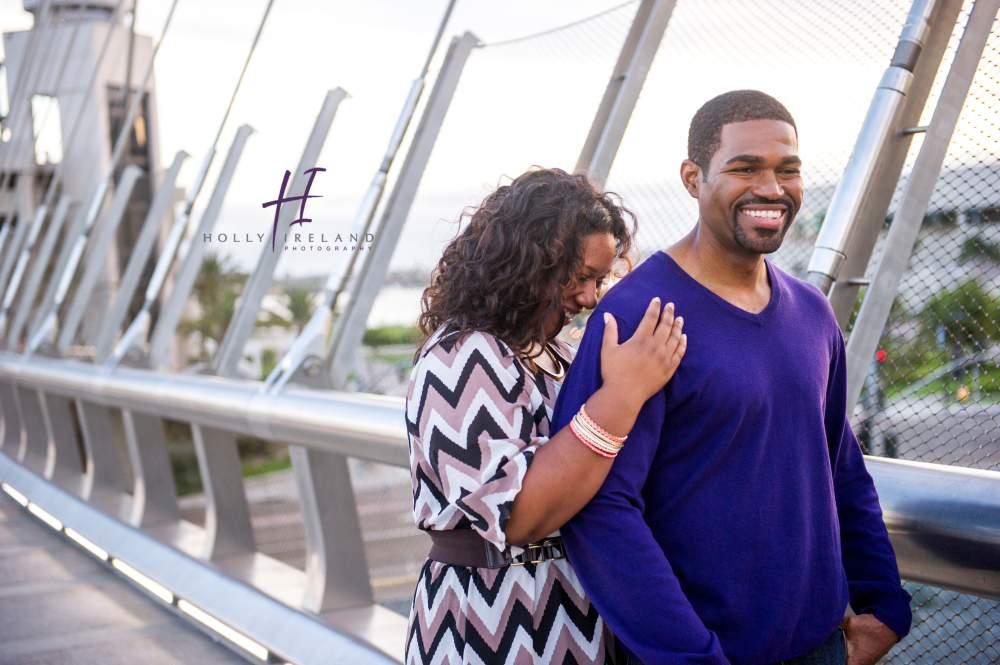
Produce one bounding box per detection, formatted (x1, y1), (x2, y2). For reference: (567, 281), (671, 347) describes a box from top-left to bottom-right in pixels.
(405, 329), (617, 665)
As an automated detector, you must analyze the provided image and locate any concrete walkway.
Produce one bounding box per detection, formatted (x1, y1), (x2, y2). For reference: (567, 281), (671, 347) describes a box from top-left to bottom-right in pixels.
(0, 491), (248, 665)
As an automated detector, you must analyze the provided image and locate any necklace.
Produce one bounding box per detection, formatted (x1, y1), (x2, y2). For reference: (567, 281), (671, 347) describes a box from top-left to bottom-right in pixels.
(536, 343), (568, 381)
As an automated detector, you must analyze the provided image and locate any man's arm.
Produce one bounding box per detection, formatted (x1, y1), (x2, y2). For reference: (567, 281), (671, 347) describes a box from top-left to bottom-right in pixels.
(825, 331), (913, 646)
(555, 312), (728, 665)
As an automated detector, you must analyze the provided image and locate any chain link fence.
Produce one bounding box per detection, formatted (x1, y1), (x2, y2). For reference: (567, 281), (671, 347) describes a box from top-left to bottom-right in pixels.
(604, 1), (1000, 662)
(334, 0), (1000, 655)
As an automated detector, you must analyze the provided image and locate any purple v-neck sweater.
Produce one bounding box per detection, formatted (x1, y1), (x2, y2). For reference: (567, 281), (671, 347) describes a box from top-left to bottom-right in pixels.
(553, 251), (911, 665)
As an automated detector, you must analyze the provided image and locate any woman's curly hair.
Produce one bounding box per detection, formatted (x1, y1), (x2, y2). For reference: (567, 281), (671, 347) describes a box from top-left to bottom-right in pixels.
(417, 167), (637, 357)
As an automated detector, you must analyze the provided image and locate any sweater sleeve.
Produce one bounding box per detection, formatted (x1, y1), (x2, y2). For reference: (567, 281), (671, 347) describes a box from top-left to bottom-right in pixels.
(554, 312), (729, 665)
(826, 330), (913, 639)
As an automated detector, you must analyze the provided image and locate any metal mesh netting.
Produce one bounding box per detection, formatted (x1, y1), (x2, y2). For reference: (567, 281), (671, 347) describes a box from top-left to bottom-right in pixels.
(604, 0), (914, 276)
(348, 1), (642, 615)
(607, 1), (1000, 661)
(351, 1), (640, 396)
(349, 0), (1000, 653)
(857, 7), (1000, 664)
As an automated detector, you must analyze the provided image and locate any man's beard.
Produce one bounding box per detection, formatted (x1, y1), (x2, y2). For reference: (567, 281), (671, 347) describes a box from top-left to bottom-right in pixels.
(730, 198), (795, 254)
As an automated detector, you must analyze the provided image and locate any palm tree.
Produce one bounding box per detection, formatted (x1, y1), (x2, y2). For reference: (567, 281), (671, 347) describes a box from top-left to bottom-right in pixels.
(284, 287), (315, 334)
(178, 252), (245, 363)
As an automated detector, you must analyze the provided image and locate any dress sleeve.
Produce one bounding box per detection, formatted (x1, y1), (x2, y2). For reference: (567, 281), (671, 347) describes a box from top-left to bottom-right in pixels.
(553, 312), (730, 664)
(826, 330), (913, 638)
(407, 331), (547, 552)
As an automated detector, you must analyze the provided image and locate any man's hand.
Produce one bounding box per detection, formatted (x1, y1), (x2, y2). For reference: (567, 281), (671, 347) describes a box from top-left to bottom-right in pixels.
(840, 614), (899, 665)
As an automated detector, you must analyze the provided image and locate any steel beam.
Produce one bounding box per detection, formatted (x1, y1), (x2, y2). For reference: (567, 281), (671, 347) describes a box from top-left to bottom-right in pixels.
(146, 125), (254, 370)
(56, 165), (143, 356)
(190, 423), (255, 560)
(805, 0), (963, 321)
(325, 34), (477, 389)
(15, 385), (47, 473)
(27, 182), (97, 345)
(39, 392), (84, 493)
(6, 196), (73, 348)
(121, 409), (179, 527)
(0, 178), (37, 300)
(75, 399), (129, 519)
(212, 91), (346, 379)
(844, 0), (1000, 409)
(290, 446), (372, 612)
(0, 382), (21, 451)
(575, 0), (676, 184)
(95, 151), (189, 362)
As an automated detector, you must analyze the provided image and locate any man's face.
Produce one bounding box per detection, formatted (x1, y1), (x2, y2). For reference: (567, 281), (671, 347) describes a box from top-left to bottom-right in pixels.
(683, 119), (802, 256)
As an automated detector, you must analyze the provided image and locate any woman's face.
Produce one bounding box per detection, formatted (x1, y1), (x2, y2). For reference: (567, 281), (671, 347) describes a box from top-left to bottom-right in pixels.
(543, 232), (617, 340)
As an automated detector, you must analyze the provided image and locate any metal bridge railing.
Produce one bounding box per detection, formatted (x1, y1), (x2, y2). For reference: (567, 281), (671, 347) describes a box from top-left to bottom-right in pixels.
(0, 351), (999, 664)
(0, 0), (998, 663)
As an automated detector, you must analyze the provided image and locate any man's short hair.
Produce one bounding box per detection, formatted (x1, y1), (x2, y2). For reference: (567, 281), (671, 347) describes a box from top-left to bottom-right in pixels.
(687, 90), (797, 174)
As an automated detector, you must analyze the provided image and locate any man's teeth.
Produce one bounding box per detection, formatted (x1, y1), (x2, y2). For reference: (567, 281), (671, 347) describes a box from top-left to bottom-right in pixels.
(742, 209), (783, 219)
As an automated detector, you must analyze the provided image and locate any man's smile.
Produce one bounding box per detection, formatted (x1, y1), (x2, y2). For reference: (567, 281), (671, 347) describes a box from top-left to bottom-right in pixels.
(737, 204), (787, 230)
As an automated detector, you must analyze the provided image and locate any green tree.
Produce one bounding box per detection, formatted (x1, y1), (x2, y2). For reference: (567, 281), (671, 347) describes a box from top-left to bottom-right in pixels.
(260, 348), (278, 380)
(284, 286), (315, 334)
(921, 279), (1000, 362)
(178, 252), (245, 363)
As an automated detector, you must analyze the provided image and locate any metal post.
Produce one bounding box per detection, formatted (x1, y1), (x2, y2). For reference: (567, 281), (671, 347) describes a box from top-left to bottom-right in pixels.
(0, 2), (91, 304)
(5, 197), (73, 348)
(94, 151), (189, 362)
(143, 125), (254, 370)
(263, 1), (457, 392)
(55, 164), (143, 356)
(575, 0), (676, 184)
(844, 0), (1000, 409)
(39, 392), (84, 493)
(190, 424), (255, 560)
(0, 178), (37, 300)
(0, 0), (55, 205)
(0, 382), (21, 450)
(120, 409), (179, 527)
(325, 34), (478, 389)
(289, 445), (372, 612)
(15, 385), (47, 473)
(26, 183), (96, 345)
(211, 89), (346, 378)
(75, 400), (129, 519)
(805, 0), (961, 314)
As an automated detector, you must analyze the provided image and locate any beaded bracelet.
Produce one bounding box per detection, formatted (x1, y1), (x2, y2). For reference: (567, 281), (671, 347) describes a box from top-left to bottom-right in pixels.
(573, 414), (621, 453)
(579, 404), (626, 444)
(570, 418), (618, 458)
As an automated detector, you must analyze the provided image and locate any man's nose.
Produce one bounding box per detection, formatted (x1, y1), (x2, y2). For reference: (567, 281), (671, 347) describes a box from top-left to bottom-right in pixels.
(753, 170), (785, 199)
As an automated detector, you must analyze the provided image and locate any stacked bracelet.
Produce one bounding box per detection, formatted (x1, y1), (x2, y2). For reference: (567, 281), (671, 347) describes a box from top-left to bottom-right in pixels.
(570, 418), (618, 458)
(580, 404), (626, 444)
(570, 405), (626, 458)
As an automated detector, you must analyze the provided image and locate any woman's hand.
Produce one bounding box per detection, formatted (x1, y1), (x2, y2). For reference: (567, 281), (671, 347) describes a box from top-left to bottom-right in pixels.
(600, 297), (686, 413)
(505, 298), (686, 545)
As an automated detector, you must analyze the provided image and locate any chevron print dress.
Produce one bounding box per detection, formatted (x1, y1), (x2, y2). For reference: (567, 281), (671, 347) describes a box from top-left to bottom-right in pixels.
(405, 329), (617, 665)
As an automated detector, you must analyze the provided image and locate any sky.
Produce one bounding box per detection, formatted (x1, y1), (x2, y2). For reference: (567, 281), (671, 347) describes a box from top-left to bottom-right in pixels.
(0, 0), (994, 286)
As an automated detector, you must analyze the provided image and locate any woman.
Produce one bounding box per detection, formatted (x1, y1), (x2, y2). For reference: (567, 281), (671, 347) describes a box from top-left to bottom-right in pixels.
(405, 168), (686, 665)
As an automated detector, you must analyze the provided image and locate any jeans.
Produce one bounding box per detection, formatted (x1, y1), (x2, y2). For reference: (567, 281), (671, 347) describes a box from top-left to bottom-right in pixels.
(620, 627), (847, 665)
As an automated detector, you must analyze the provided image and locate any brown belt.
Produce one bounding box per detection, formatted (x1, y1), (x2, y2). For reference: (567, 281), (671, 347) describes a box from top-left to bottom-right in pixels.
(427, 529), (566, 569)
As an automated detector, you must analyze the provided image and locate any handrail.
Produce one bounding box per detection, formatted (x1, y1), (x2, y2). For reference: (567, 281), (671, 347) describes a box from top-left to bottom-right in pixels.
(0, 351), (409, 467)
(2, 351), (1000, 603)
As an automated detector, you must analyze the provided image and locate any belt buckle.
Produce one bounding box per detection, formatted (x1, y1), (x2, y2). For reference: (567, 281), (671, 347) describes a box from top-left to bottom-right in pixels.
(509, 538), (565, 566)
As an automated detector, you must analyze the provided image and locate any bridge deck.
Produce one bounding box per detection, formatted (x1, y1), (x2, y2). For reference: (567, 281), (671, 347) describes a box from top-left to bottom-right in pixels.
(0, 491), (248, 665)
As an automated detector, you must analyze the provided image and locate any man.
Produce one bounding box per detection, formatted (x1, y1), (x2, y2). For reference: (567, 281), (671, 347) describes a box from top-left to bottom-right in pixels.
(553, 90), (911, 665)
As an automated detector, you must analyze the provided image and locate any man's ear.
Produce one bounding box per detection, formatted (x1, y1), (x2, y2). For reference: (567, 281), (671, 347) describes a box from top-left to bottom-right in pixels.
(680, 159), (702, 199)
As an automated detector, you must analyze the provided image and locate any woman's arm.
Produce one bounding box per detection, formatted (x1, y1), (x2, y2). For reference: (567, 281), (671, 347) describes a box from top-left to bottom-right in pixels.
(504, 298), (685, 546)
